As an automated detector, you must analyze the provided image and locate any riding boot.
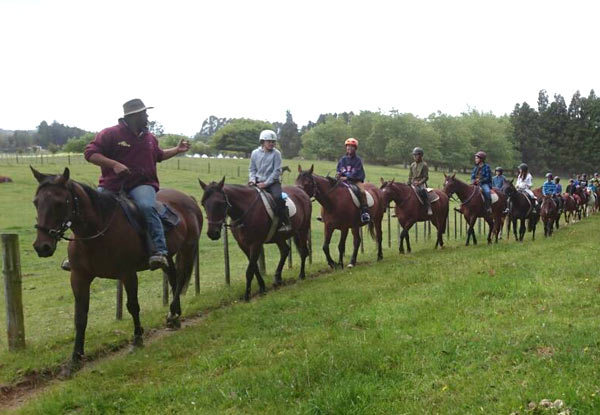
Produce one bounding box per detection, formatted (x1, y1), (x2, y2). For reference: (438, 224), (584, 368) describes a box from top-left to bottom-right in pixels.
(531, 198), (539, 215)
(276, 199), (291, 232)
(420, 189), (432, 215)
(360, 205), (371, 223)
(484, 198), (492, 214)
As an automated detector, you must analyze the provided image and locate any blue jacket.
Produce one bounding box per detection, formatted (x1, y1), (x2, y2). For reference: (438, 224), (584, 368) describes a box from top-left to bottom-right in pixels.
(471, 164), (492, 186)
(492, 175), (506, 189)
(337, 155), (365, 182)
(555, 183), (562, 194)
(542, 180), (556, 195)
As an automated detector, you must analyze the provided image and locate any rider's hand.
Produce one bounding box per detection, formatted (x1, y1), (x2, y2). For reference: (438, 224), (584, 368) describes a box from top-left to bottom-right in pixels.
(177, 139), (191, 154)
(248, 181), (256, 186)
(113, 162), (130, 176)
(340, 176), (348, 181)
(257, 182), (267, 189)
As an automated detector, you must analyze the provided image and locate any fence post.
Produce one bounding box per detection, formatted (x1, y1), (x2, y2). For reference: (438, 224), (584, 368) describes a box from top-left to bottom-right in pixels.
(237, 166), (241, 177)
(427, 221), (431, 240)
(223, 224), (230, 286)
(177, 159), (180, 170)
(194, 243), (200, 295)
(208, 162), (211, 174)
(116, 280), (123, 320)
(454, 210), (457, 240)
(162, 273), (169, 306)
(308, 229), (312, 265)
(287, 238), (293, 269)
(478, 218), (482, 235)
(387, 205), (391, 248)
(360, 227), (364, 253)
(2, 234), (26, 350)
(460, 213), (463, 238)
(68, 154), (71, 165)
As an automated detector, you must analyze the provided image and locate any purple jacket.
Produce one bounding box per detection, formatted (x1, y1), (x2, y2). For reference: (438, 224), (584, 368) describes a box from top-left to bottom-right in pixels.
(84, 119), (164, 192)
(337, 155), (366, 182)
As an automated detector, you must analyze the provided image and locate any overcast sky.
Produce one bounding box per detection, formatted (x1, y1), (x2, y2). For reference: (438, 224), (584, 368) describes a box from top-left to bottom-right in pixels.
(1, 0), (598, 136)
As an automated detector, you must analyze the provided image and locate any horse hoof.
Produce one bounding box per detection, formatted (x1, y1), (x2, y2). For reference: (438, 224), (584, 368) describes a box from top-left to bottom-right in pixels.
(132, 335), (145, 348)
(347, 263), (354, 268)
(166, 313), (181, 330)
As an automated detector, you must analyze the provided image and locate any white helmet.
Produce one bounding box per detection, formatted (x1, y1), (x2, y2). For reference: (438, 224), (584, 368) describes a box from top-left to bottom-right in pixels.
(259, 129), (277, 142)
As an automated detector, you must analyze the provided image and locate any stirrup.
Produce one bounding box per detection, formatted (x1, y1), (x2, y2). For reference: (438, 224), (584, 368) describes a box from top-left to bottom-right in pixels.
(361, 212), (371, 223)
(61, 258), (71, 271)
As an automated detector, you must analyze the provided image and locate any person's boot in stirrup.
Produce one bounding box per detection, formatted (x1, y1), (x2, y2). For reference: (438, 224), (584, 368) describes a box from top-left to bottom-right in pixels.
(360, 205), (371, 223)
(277, 199), (291, 232)
(421, 189), (432, 215)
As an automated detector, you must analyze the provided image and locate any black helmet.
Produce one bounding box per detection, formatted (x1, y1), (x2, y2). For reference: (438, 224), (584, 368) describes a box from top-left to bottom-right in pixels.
(412, 147), (424, 155)
(518, 163), (528, 170)
(495, 166), (503, 173)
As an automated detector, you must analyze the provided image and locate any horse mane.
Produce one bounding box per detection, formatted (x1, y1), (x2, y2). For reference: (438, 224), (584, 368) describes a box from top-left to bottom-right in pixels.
(74, 181), (118, 216)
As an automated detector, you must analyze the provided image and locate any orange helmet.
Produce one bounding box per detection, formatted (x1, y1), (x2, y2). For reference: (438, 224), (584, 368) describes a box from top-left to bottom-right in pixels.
(345, 138), (358, 148)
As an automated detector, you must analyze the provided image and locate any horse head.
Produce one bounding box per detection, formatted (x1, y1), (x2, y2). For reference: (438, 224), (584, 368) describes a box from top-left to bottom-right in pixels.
(379, 177), (396, 205)
(502, 179), (517, 198)
(31, 166), (73, 257)
(199, 176), (227, 240)
(442, 173), (457, 196)
(295, 164), (316, 197)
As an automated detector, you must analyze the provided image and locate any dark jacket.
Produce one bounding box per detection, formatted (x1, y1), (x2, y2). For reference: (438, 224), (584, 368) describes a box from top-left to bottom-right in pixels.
(471, 163), (492, 186)
(337, 155), (366, 182)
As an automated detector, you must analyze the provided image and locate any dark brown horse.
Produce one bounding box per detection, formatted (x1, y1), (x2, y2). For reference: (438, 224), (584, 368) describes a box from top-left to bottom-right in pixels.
(295, 165), (384, 268)
(442, 174), (506, 245)
(31, 167), (203, 374)
(379, 179), (449, 253)
(540, 195), (558, 237)
(562, 193), (577, 224)
(200, 177), (311, 301)
(503, 180), (539, 241)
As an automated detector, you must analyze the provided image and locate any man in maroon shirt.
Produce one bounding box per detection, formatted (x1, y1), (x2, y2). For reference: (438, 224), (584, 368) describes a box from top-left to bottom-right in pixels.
(82, 98), (190, 270)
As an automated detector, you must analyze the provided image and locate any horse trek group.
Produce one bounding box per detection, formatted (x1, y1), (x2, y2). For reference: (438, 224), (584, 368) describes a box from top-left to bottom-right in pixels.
(30, 99), (600, 375)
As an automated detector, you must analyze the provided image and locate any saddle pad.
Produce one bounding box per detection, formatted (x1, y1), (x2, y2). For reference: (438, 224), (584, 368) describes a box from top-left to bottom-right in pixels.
(481, 191), (499, 204)
(255, 188), (297, 220)
(348, 188), (375, 208)
(118, 196), (180, 234)
(412, 186), (440, 204)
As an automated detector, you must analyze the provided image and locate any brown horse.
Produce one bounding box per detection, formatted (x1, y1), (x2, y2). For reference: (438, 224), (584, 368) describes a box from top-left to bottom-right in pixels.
(31, 167), (203, 374)
(200, 178), (311, 301)
(562, 193), (577, 224)
(379, 179), (449, 253)
(295, 165), (384, 268)
(442, 174), (506, 245)
(540, 195), (559, 237)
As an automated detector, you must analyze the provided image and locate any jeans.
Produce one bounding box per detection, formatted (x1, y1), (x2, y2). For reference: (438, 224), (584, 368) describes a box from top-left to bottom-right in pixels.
(100, 185), (167, 255)
(481, 183), (491, 205)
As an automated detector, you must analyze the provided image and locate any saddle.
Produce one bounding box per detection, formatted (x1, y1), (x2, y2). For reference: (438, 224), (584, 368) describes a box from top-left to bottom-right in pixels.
(411, 186), (440, 205)
(480, 189), (500, 204)
(254, 188), (297, 242)
(343, 183), (375, 208)
(117, 194), (180, 249)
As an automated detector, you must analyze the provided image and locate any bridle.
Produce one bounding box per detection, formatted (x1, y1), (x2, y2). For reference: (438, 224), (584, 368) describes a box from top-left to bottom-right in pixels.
(203, 186), (261, 229)
(34, 182), (119, 242)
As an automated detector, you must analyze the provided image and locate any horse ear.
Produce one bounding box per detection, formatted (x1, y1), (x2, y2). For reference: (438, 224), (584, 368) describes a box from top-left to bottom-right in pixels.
(444, 173), (447, 178)
(309, 164), (314, 174)
(198, 179), (207, 190)
(53, 167), (70, 186)
(451, 173), (456, 179)
(390, 178), (395, 184)
(380, 177), (385, 185)
(218, 176), (225, 189)
(297, 164), (302, 173)
(30, 165), (48, 183)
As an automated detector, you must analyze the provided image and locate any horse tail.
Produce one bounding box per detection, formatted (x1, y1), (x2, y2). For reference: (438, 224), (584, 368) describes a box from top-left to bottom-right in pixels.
(367, 220), (376, 240)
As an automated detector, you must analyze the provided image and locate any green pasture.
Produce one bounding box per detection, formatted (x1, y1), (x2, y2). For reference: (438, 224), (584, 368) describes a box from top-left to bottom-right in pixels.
(2, 156), (592, 414)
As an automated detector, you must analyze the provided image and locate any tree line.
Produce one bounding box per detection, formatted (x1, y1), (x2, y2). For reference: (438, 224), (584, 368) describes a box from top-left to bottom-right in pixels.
(2, 89), (598, 175)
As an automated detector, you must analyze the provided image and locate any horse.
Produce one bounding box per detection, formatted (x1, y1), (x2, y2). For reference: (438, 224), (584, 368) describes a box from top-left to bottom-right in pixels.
(31, 167), (203, 374)
(540, 195), (559, 237)
(199, 177), (311, 301)
(379, 179), (449, 253)
(562, 193), (577, 224)
(572, 187), (588, 220)
(295, 165), (384, 268)
(503, 180), (540, 241)
(442, 174), (506, 245)
(584, 188), (596, 216)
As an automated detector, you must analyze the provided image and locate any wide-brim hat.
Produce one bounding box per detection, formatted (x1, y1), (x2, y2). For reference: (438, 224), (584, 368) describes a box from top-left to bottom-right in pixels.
(123, 98), (154, 116)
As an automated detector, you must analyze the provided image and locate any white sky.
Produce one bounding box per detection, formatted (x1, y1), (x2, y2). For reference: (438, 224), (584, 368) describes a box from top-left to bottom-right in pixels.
(1, 0), (598, 137)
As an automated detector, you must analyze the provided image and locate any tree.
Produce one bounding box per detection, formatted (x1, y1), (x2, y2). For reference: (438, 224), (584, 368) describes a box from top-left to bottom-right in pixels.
(301, 116), (351, 161)
(211, 119), (274, 155)
(148, 121), (165, 137)
(429, 113), (474, 171)
(278, 111), (301, 158)
(194, 116), (230, 142)
(63, 133), (94, 153)
(510, 102), (544, 172)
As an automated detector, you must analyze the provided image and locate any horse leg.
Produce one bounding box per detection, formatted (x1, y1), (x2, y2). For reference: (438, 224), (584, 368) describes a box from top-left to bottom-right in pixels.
(167, 244), (196, 329)
(519, 219), (526, 241)
(348, 227), (361, 267)
(242, 245), (261, 301)
(273, 240), (290, 287)
(294, 230), (309, 280)
(122, 272), (144, 346)
(485, 216), (493, 244)
(399, 227), (406, 254)
(64, 274), (92, 377)
(322, 223), (336, 269)
(375, 219), (383, 261)
(337, 228), (349, 268)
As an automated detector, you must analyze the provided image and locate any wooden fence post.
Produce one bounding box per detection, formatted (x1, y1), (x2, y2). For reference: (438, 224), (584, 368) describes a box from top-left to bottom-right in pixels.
(308, 229), (312, 265)
(287, 238), (293, 269)
(223, 224), (230, 286)
(194, 243), (200, 295)
(2, 234), (26, 350)
(116, 280), (123, 319)
(387, 205), (391, 248)
(360, 227), (364, 253)
(162, 273), (169, 307)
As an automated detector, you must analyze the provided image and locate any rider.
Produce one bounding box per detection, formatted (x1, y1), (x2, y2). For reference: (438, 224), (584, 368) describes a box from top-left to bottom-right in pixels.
(580, 173), (588, 188)
(542, 172), (561, 210)
(492, 167), (506, 190)
(408, 147), (431, 215)
(515, 163), (537, 214)
(336, 138), (370, 223)
(82, 98), (190, 271)
(249, 129), (290, 232)
(471, 151), (492, 213)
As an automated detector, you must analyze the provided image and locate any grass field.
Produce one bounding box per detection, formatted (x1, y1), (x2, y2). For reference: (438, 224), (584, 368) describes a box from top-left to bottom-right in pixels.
(2, 156), (597, 414)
